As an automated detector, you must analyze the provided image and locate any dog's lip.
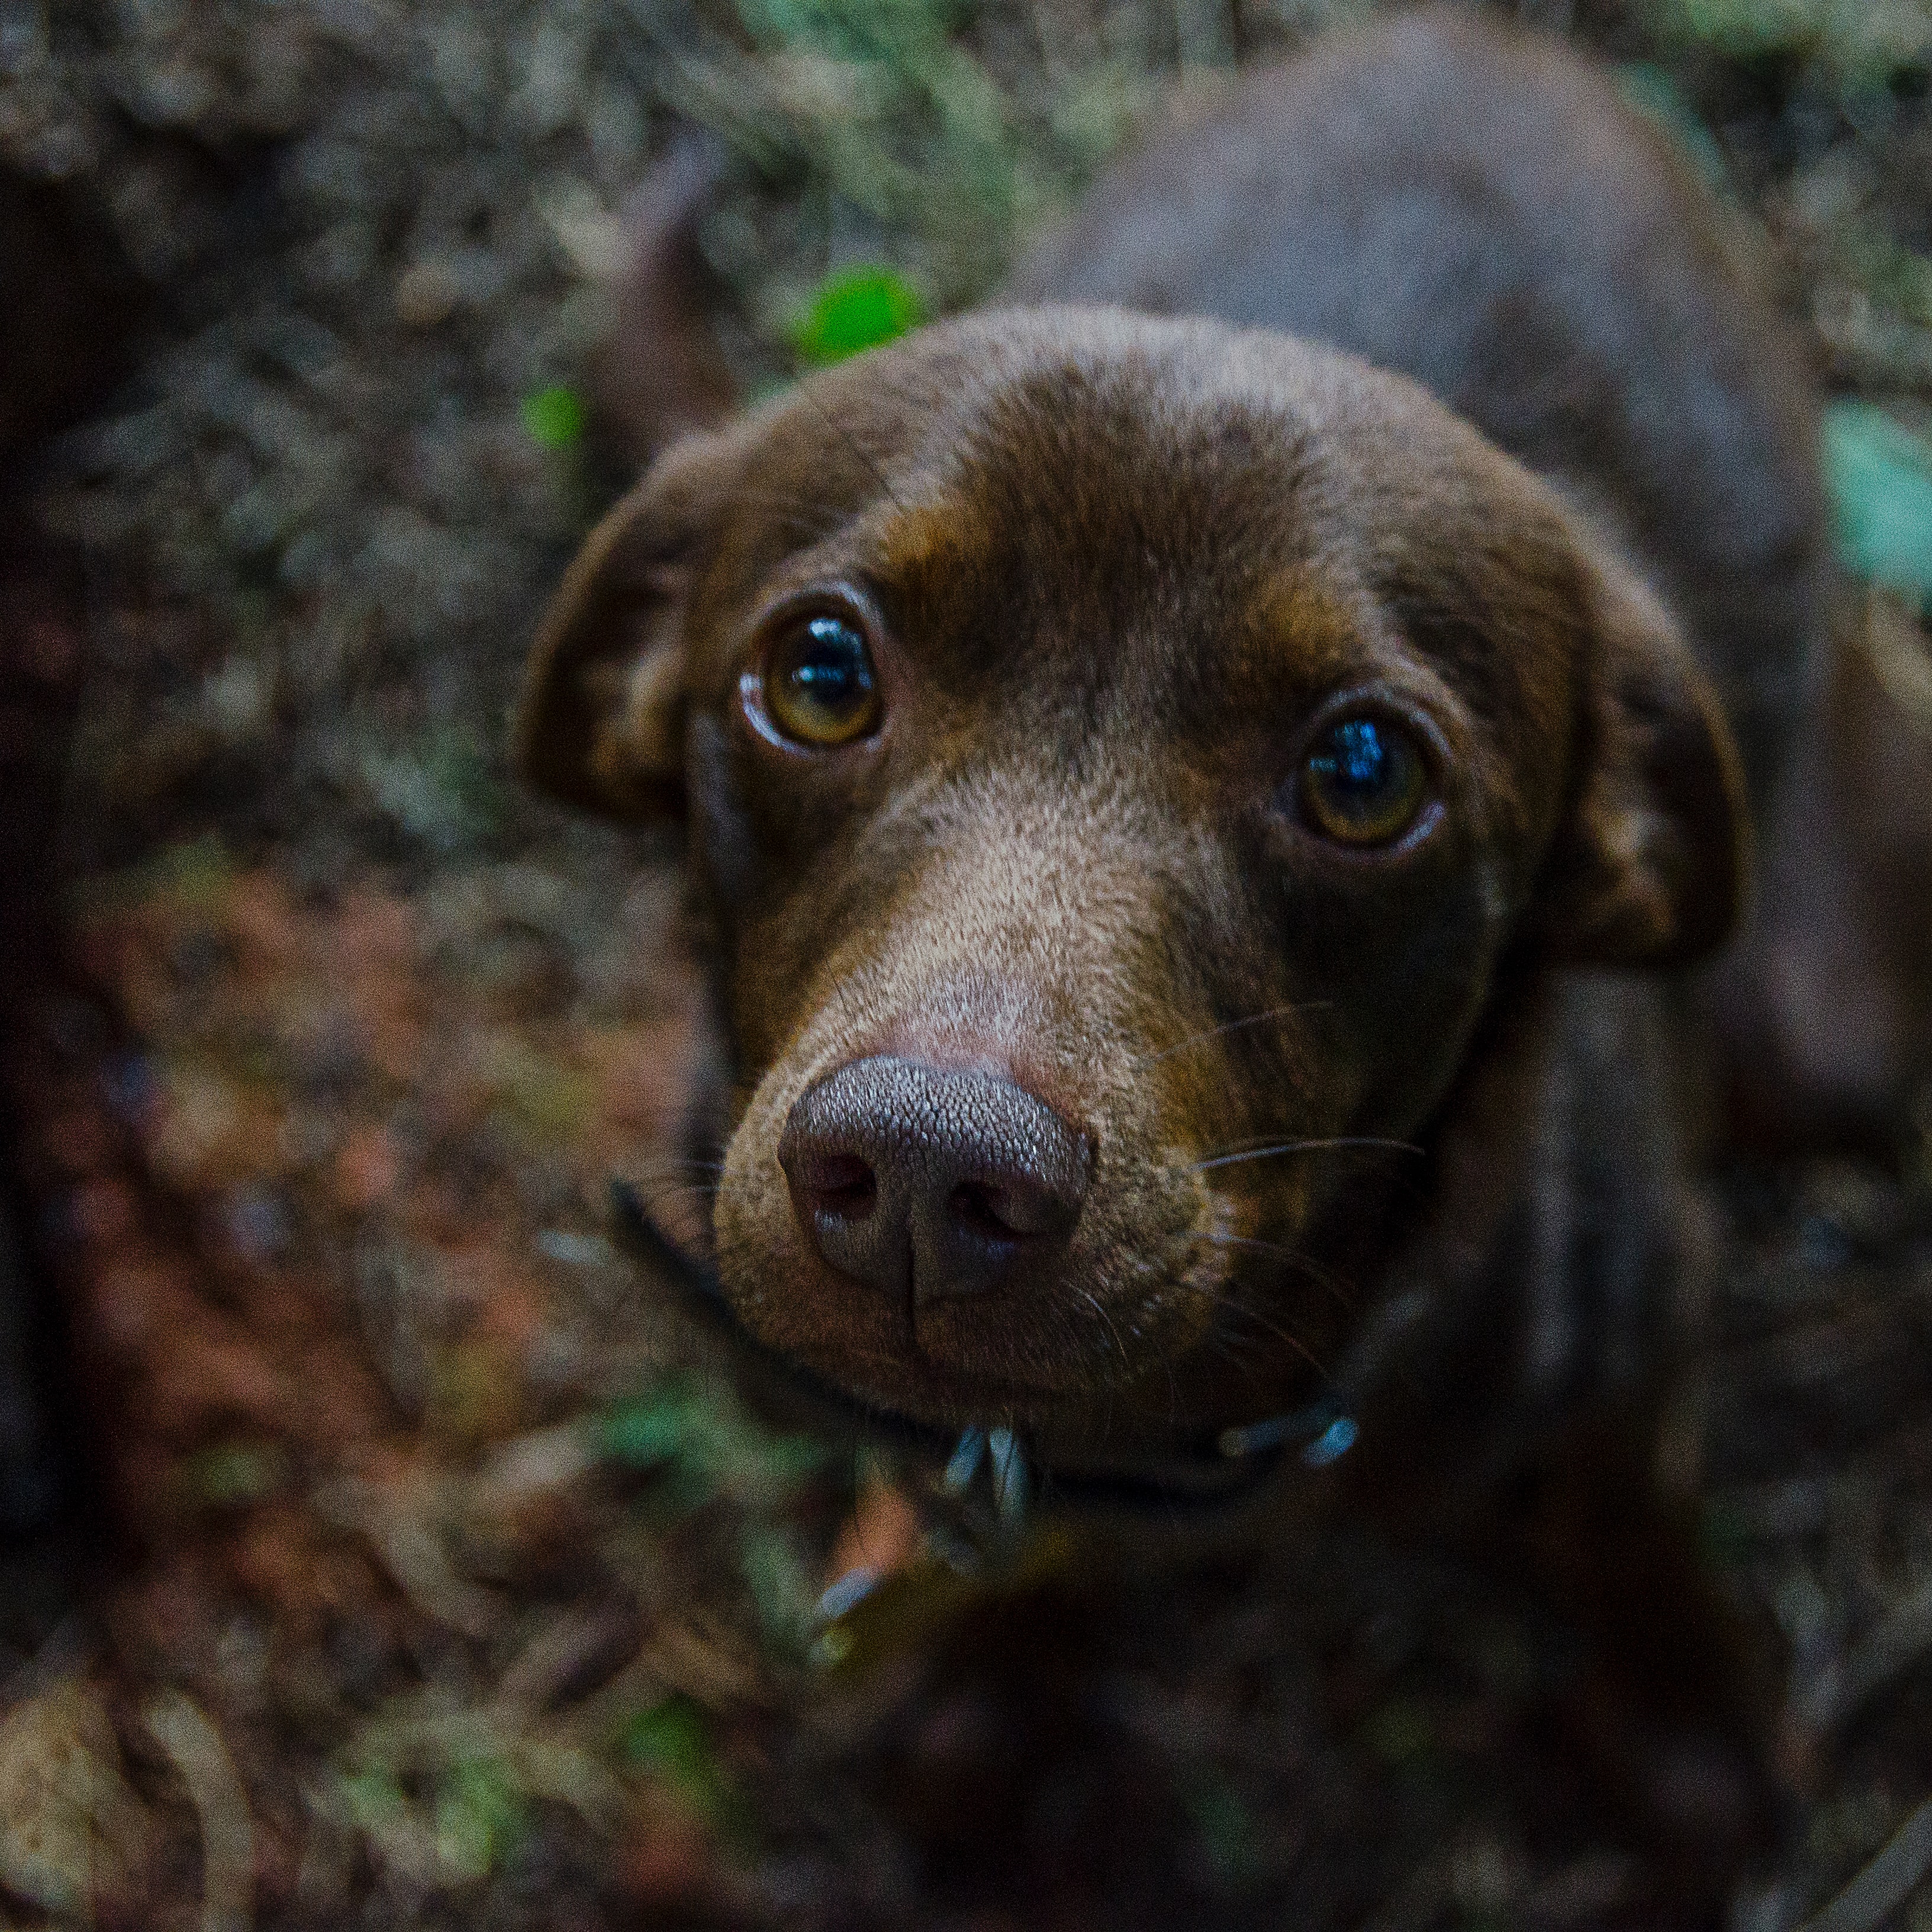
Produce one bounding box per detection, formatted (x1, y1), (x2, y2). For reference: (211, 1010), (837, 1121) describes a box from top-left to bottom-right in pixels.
(777, 1321), (1093, 1414)
(732, 1222), (1237, 1422)
(613, 1178), (1341, 1507)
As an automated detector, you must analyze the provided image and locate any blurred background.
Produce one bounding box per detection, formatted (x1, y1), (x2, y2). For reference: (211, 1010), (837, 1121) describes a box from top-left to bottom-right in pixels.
(2, 1), (1932, 1926)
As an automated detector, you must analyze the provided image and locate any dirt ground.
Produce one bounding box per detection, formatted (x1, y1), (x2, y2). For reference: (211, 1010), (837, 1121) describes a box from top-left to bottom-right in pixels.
(3, 1), (1932, 1927)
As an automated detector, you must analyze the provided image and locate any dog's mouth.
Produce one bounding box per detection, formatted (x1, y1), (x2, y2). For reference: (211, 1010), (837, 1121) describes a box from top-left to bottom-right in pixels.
(608, 1176), (1360, 1512)
(707, 1049), (1255, 1439)
(649, 1006), (1424, 1476)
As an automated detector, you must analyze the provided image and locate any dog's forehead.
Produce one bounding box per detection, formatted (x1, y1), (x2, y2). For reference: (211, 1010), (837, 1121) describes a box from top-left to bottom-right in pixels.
(873, 317), (1342, 585)
(724, 322), (1386, 706)
(941, 343), (1312, 545)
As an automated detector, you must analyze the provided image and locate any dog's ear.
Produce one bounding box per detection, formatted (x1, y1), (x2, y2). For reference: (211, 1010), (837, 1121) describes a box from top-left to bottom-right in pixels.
(1532, 549), (1750, 970)
(514, 432), (735, 821)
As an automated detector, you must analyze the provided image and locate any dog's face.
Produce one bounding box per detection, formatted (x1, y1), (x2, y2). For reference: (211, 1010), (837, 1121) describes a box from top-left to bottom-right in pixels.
(519, 311), (1744, 1448)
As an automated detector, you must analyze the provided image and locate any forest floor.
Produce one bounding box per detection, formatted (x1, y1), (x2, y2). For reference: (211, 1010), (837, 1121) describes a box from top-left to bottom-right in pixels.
(4, 0), (1932, 1927)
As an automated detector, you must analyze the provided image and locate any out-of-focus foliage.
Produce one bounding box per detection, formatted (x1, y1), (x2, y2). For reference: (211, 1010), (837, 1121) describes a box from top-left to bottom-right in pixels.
(1824, 401), (1932, 607)
(615, 1695), (736, 1824)
(521, 383), (591, 448)
(645, 0), (1341, 323)
(793, 263), (926, 363)
(1616, 62), (1733, 191)
(8, 1), (1932, 1928)
(598, 1373), (827, 1512)
(1648, 0), (1932, 88)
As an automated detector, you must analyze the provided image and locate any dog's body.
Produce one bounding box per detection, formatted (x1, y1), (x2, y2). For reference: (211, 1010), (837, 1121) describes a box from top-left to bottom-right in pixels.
(521, 7), (1846, 1503)
(1006, 14), (1827, 813)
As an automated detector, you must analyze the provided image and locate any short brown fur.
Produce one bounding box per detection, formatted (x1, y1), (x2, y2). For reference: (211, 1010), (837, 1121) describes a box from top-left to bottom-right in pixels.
(517, 8), (1833, 1474)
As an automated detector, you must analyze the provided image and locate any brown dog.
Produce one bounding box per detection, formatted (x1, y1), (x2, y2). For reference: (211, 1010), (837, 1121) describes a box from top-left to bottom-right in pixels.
(516, 8), (1832, 1500)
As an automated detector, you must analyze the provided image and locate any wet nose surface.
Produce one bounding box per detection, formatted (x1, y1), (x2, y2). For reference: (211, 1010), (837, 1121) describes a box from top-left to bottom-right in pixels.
(779, 1057), (1090, 1308)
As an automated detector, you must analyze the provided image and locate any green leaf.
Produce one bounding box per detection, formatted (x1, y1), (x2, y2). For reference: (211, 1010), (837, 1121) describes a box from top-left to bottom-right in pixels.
(617, 1695), (710, 1778)
(433, 1757), (526, 1882)
(596, 1373), (826, 1506)
(793, 266), (925, 366)
(1823, 401), (1932, 608)
(521, 385), (589, 450)
(615, 1695), (735, 1818)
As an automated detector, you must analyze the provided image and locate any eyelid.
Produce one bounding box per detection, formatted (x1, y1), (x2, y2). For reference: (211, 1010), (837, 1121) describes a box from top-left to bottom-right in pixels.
(746, 578), (887, 651)
(1292, 685), (1452, 778)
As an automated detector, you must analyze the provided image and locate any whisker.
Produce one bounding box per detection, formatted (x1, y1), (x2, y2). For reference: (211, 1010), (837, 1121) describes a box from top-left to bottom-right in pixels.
(1200, 1289), (1329, 1380)
(1078, 1288), (1132, 1377)
(1191, 1135), (1421, 1173)
(624, 1180), (722, 1209)
(1137, 1002), (1332, 1068)
(633, 1156), (726, 1179)
(1196, 1231), (1356, 1312)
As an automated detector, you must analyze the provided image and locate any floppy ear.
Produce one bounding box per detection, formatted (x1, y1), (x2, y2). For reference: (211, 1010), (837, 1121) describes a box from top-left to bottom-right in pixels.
(513, 432), (733, 821)
(1533, 549), (1751, 970)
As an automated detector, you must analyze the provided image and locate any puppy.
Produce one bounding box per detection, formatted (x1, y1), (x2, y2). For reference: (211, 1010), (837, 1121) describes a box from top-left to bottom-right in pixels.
(516, 7), (1831, 1500)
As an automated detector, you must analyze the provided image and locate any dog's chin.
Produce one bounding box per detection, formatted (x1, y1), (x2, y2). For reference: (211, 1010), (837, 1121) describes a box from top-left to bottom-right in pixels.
(713, 1235), (1241, 1445)
(717, 1284), (1107, 1435)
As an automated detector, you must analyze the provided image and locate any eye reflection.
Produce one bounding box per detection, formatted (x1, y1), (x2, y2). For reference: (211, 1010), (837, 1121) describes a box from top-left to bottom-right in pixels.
(1300, 715), (1428, 846)
(764, 611), (881, 746)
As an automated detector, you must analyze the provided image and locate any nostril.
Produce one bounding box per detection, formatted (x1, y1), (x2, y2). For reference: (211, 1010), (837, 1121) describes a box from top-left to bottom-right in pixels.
(804, 1154), (878, 1222)
(948, 1180), (1023, 1242)
(781, 1056), (1089, 1304)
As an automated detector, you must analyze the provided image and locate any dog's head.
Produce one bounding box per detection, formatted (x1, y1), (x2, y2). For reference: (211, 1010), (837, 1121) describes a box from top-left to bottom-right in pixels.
(517, 311), (1744, 1451)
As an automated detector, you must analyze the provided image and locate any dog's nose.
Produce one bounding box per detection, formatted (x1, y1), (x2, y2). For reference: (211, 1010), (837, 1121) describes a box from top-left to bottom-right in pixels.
(778, 1057), (1090, 1307)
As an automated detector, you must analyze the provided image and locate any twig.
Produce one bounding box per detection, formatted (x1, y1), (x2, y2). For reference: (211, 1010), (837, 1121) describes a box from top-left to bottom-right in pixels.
(146, 1692), (253, 1932)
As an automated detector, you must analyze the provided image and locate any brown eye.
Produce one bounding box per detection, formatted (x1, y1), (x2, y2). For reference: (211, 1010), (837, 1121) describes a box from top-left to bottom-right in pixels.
(763, 611), (882, 746)
(1300, 716), (1428, 846)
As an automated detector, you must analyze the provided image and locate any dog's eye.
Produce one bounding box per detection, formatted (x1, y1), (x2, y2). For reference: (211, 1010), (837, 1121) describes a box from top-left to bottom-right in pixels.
(764, 613), (882, 746)
(1300, 716), (1428, 846)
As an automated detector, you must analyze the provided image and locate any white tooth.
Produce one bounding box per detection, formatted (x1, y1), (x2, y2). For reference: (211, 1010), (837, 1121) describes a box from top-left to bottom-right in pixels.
(988, 1427), (1028, 1525)
(942, 1427), (988, 1495)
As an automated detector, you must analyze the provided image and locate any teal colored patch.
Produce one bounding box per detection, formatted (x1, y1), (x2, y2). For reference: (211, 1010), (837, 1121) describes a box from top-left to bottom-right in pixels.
(597, 1389), (693, 1472)
(793, 266), (925, 366)
(597, 1373), (826, 1508)
(1616, 63), (1731, 194)
(1823, 400), (1932, 608)
(521, 384), (589, 449)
